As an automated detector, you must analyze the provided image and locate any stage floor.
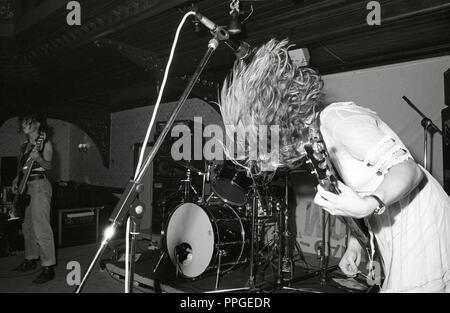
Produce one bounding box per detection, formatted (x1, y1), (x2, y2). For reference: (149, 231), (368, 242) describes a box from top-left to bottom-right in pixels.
(0, 242), (125, 293)
(104, 249), (369, 293)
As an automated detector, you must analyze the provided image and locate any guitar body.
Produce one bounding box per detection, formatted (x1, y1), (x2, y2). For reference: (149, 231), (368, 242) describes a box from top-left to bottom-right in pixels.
(12, 193), (31, 220)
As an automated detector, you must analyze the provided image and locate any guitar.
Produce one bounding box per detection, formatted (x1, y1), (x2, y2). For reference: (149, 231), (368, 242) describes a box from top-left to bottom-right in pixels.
(304, 128), (384, 288)
(303, 128), (371, 254)
(8, 132), (47, 221)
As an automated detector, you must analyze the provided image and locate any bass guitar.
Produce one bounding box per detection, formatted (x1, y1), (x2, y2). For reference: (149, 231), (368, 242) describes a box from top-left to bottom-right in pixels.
(8, 132), (47, 221)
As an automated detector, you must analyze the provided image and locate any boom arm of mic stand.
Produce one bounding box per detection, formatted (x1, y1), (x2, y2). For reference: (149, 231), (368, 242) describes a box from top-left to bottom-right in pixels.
(75, 36), (221, 293)
(402, 96), (443, 135)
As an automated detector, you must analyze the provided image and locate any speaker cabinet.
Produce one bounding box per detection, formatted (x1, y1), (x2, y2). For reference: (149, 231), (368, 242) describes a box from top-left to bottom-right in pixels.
(1, 157), (18, 187)
(56, 207), (101, 247)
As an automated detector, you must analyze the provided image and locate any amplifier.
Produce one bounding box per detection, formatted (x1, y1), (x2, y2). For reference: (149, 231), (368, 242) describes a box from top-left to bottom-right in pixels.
(57, 206), (102, 247)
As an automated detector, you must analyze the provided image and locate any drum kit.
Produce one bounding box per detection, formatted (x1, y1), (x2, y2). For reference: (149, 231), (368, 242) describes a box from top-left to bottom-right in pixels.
(154, 160), (310, 291)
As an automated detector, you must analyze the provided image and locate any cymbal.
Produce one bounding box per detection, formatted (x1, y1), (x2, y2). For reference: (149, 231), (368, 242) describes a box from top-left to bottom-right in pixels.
(174, 160), (203, 174)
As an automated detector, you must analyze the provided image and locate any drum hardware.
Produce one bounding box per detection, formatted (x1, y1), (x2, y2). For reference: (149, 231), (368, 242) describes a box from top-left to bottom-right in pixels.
(256, 201), (282, 282)
(180, 168), (199, 202)
(256, 200), (296, 284)
(280, 202), (294, 281)
(206, 179), (264, 293)
(282, 172), (310, 274)
(263, 204), (342, 292)
(214, 249), (225, 290)
(176, 160), (214, 204)
(291, 239), (309, 271)
(201, 161), (213, 203)
(262, 172), (335, 293)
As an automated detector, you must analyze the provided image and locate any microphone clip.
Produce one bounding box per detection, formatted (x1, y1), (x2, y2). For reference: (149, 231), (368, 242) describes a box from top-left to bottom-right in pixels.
(213, 26), (230, 42)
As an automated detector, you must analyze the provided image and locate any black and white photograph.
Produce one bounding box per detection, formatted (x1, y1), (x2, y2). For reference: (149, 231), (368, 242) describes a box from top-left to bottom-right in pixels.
(0, 0), (449, 298)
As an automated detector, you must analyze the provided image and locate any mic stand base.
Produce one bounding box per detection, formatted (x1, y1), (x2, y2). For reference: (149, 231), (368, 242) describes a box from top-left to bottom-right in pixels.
(75, 225), (117, 293)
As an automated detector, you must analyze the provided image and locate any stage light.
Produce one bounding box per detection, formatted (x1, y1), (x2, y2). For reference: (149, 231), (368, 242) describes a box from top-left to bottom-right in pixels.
(228, 0), (241, 35)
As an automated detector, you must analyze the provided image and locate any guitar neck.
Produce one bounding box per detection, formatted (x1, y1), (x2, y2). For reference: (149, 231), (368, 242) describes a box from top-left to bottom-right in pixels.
(18, 134), (46, 193)
(322, 175), (371, 250)
(304, 141), (371, 251)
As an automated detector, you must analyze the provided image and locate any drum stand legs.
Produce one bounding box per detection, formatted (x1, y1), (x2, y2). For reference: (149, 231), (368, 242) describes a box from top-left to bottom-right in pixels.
(207, 184), (261, 293)
(214, 251), (224, 290)
(264, 208), (338, 292)
(262, 174), (337, 293)
(153, 250), (166, 274)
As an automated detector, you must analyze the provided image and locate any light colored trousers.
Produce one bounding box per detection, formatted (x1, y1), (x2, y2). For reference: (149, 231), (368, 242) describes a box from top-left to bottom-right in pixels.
(22, 178), (56, 267)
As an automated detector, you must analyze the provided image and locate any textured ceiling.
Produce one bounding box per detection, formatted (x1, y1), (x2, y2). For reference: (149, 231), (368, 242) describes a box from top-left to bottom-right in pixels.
(1, 0), (449, 114)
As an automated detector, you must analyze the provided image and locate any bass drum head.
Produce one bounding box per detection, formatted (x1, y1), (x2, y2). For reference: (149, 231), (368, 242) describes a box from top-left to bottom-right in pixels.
(165, 202), (214, 278)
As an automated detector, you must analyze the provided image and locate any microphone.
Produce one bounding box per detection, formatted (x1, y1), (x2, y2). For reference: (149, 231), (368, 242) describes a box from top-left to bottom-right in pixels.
(194, 12), (219, 34)
(175, 243), (193, 265)
(194, 11), (251, 60)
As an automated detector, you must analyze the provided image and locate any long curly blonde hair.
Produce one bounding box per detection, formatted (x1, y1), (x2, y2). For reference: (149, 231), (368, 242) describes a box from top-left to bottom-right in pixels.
(219, 38), (324, 175)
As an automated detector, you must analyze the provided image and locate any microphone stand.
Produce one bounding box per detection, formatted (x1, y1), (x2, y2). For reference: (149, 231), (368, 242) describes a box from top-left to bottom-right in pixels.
(127, 201), (145, 292)
(75, 30), (225, 293)
(402, 96), (442, 171)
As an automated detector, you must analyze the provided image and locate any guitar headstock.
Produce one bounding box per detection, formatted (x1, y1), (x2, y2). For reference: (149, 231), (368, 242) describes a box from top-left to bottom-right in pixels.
(304, 129), (340, 193)
(304, 141), (328, 180)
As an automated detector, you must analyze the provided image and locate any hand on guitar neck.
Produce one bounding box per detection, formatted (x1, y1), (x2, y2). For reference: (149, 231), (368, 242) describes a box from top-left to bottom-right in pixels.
(314, 181), (379, 219)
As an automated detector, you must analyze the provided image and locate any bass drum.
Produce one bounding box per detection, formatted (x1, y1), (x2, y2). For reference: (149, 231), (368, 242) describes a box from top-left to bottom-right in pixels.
(165, 202), (248, 278)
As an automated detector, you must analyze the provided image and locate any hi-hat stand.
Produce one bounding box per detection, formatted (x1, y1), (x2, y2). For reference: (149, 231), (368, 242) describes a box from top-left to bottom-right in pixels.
(75, 20), (236, 293)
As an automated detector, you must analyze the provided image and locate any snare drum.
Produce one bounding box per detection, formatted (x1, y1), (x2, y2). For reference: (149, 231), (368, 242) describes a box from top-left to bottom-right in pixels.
(165, 202), (249, 278)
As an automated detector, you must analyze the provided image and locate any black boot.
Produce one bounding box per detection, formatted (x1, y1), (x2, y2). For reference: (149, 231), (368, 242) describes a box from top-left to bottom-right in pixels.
(11, 259), (38, 272)
(32, 266), (55, 284)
